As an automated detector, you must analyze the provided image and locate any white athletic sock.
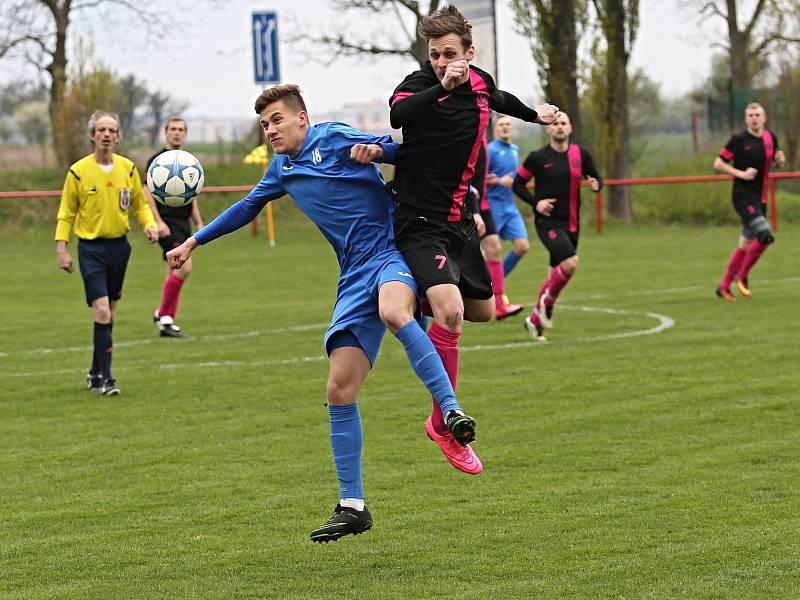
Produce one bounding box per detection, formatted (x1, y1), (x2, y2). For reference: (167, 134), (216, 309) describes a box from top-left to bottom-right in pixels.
(340, 498), (365, 511)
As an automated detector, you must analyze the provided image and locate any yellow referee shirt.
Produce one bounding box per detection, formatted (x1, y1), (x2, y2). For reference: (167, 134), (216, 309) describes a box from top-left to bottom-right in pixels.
(55, 153), (157, 241)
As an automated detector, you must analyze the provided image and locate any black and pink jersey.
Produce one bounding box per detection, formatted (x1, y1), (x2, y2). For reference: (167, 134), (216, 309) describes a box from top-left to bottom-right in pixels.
(389, 62), (539, 221)
(514, 144), (602, 232)
(719, 129), (778, 207)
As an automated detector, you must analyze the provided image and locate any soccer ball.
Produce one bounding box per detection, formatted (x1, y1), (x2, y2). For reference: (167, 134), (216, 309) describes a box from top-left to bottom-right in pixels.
(147, 149), (204, 207)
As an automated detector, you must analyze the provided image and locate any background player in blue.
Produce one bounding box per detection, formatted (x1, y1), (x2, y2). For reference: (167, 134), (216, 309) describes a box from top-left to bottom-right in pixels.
(471, 139), (524, 319)
(487, 116), (530, 282)
(713, 102), (785, 301)
(166, 85), (480, 544)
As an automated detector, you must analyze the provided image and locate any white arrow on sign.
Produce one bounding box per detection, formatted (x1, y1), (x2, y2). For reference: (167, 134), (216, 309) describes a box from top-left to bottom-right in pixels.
(264, 18), (275, 80)
(254, 18), (263, 80)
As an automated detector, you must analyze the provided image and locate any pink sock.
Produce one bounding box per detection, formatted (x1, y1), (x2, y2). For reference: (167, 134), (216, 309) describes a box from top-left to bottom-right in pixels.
(738, 240), (768, 280)
(158, 273), (185, 319)
(428, 322), (460, 435)
(486, 259), (505, 305)
(720, 247), (746, 289)
(545, 265), (573, 305)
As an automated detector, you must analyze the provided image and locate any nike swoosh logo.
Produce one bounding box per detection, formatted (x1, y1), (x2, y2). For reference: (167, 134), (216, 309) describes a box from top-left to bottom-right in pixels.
(437, 94), (452, 102)
(544, 162), (554, 168)
(282, 164), (294, 171)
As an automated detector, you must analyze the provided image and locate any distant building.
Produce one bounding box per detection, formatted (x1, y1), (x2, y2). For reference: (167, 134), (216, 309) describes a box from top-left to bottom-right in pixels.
(316, 99), (392, 135)
(185, 117), (254, 143)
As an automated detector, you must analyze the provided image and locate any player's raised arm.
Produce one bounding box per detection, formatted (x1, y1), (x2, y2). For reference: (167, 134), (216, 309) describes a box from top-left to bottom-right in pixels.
(389, 75), (446, 129)
(491, 89), (560, 126)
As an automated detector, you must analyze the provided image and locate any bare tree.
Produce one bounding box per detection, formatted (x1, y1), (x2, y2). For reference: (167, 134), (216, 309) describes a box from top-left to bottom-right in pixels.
(0, 1), (205, 167)
(510, 0), (587, 142)
(589, 0), (639, 222)
(691, 0), (800, 98)
(290, 0), (443, 68)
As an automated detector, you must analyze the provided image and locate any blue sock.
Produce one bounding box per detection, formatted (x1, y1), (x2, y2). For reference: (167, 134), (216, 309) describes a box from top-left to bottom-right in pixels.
(394, 320), (459, 415)
(503, 250), (522, 277)
(328, 403), (364, 500)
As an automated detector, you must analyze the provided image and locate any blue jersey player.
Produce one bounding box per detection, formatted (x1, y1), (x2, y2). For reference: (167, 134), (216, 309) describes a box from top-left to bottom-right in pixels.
(166, 85), (481, 544)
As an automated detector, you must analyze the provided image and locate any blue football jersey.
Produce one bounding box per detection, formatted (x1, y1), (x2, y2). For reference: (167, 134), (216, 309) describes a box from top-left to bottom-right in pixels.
(487, 139), (519, 205)
(195, 122), (399, 272)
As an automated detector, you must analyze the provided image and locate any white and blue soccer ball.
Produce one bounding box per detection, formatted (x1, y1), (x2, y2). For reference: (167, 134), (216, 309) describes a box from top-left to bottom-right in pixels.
(147, 149), (204, 207)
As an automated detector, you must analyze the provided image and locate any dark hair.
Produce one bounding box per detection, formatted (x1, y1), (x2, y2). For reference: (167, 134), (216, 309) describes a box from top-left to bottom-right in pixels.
(418, 5), (472, 50)
(254, 84), (308, 115)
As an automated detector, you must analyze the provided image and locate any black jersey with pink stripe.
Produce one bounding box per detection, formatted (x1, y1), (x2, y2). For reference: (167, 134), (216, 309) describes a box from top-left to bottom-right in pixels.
(515, 144), (602, 232)
(389, 62), (538, 221)
(719, 130), (778, 205)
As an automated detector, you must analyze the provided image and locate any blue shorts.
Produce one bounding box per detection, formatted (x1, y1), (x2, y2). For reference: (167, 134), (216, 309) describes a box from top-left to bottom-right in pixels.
(77, 237), (131, 306)
(488, 200), (528, 241)
(324, 249), (419, 366)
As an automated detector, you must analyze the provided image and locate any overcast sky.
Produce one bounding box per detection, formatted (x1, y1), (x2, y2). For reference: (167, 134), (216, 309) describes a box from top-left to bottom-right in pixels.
(13, 0), (721, 119)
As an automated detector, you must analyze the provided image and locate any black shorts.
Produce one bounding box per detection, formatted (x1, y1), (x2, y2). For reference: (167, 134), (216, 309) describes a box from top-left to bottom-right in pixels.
(535, 222), (579, 267)
(77, 237), (132, 306)
(479, 208), (497, 238)
(733, 195), (767, 227)
(394, 205), (492, 299)
(157, 218), (192, 260)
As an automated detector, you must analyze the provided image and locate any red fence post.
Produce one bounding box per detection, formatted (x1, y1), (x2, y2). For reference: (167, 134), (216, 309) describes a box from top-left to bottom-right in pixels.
(595, 189), (603, 235)
(769, 176), (778, 232)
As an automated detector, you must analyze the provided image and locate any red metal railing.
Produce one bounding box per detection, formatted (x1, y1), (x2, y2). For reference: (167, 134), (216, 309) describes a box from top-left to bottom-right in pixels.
(586, 172), (800, 234)
(3, 173), (799, 236)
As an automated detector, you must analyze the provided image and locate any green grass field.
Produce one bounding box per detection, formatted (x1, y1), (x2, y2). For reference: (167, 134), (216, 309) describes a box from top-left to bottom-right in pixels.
(1, 218), (799, 599)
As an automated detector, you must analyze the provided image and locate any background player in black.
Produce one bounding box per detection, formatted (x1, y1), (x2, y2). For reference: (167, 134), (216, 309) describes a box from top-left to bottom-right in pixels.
(388, 4), (559, 453)
(144, 117), (204, 337)
(713, 102), (785, 301)
(513, 112), (602, 340)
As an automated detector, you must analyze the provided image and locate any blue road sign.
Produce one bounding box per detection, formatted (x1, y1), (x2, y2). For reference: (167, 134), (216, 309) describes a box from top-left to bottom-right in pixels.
(252, 12), (280, 85)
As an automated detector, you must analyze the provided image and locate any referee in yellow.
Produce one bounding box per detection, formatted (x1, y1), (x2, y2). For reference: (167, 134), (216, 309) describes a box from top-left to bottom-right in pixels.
(55, 110), (158, 396)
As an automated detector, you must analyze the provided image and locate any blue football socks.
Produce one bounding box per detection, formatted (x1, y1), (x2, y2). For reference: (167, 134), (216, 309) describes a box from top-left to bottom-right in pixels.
(394, 320), (460, 415)
(503, 250), (522, 277)
(328, 403), (364, 500)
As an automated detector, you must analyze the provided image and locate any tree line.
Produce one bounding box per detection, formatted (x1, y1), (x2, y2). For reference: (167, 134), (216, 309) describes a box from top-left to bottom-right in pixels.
(2, 0), (800, 221)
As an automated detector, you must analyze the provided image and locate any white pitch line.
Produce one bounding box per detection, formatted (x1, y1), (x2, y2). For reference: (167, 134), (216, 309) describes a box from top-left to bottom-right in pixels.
(1, 322), (330, 358)
(566, 275), (800, 301)
(462, 305), (674, 351)
(9, 305), (673, 377)
(5, 274), (796, 360)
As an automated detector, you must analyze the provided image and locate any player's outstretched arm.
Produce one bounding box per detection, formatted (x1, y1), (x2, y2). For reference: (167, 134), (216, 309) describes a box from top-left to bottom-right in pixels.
(491, 89), (560, 125)
(166, 236), (198, 270)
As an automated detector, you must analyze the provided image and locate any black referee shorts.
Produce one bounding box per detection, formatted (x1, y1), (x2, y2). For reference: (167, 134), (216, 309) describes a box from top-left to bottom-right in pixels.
(394, 205), (492, 300)
(77, 236), (132, 306)
(157, 218), (192, 260)
(535, 221), (579, 267)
